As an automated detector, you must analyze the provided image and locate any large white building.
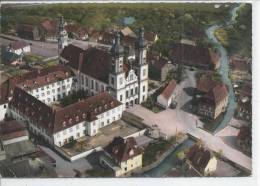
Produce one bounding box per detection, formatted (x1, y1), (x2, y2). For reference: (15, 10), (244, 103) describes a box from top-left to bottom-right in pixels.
(60, 28), (149, 108)
(9, 87), (123, 147)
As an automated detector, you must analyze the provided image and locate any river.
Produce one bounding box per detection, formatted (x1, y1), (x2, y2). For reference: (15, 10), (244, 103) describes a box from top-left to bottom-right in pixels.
(205, 4), (245, 133)
(142, 4), (245, 177)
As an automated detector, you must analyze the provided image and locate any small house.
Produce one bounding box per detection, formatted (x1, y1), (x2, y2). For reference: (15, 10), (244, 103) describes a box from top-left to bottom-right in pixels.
(157, 80), (177, 108)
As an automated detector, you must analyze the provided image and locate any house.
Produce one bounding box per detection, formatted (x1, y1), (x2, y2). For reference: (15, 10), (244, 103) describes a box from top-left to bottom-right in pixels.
(9, 87), (123, 147)
(40, 19), (58, 41)
(1, 48), (22, 66)
(0, 120), (29, 145)
(100, 136), (143, 177)
(197, 84), (228, 120)
(196, 74), (229, 120)
(229, 56), (251, 82)
(237, 127), (251, 154)
(185, 144), (218, 176)
(8, 40), (31, 55)
(60, 28), (149, 108)
(147, 51), (175, 81)
(144, 31), (159, 45)
(89, 30), (102, 42)
(157, 80), (177, 108)
(65, 24), (89, 40)
(236, 82), (252, 121)
(16, 24), (40, 40)
(168, 43), (220, 70)
(120, 27), (137, 38)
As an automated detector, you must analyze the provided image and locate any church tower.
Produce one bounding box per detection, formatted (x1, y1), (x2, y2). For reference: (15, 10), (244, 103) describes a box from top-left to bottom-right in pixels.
(58, 16), (68, 57)
(135, 28), (148, 103)
(109, 33), (126, 106)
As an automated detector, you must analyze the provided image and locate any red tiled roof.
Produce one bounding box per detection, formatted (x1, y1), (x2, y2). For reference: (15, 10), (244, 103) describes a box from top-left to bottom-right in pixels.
(10, 40), (29, 50)
(196, 74), (221, 93)
(147, 52), (169, 70)
(9, 88), (121, 134)
(1, 65), (74, 100)
(160, 80), (177, 100)
(229, 56), (249, 72)
(41, 19), (57, 35)
(186, 145), (211, 172)
(0, 120), (28, 141)
(105, 136), (143, 163)
(61, 44), (111, 83)
(169, 43), (217, 68)
(203, 84), (228, 105)
(144, 31), (157, 42)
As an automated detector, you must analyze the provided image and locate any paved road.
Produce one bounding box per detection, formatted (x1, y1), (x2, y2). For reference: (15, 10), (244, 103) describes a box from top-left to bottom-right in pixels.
(39, 145), (92, 177)
(1, 34), (110, 58)
(127, 68), (252, 172)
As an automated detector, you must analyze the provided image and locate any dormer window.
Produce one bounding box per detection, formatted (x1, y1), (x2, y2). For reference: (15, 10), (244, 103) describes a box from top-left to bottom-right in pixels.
(104, 104), (108, 109)
(69, 118), (73, 124)
(82, 113), (86, 119)
(63, 121), (66, 127)
(76, 115), (79, 122)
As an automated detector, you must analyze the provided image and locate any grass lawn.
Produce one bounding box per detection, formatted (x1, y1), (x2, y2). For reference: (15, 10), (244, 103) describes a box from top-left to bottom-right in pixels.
(214, 28), (229, 47)
(143, 137), (176, 167)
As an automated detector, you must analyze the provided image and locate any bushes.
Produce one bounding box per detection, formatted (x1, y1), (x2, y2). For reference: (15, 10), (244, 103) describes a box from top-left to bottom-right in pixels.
(60, 89), (88, 107)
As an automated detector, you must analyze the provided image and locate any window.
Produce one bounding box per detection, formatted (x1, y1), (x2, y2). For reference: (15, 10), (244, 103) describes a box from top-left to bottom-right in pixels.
(36, 89), (39, 93)
(47, 91), (50, 95)
(67, 79), (70, 82)
(76, 125), (79, 130)
(52, 84), (55, 87)
(41, 87), (44, 91)
(69, 128), (73, 133)
(62, 86), (66, 90)
(120, 77), (123, 85)
(3, 104), (6, 109)
(52, 89), (55, 93)
(91, 80), (94, 89)
(57, 88), (60, 92)
(95, 82), (99, 91)
(77, 133), (80, 137)
(111, 77), (114, 85)
(131, 89), (133, 96)
(143, 85), (146, 92)
(143, 69), (146, 77)
(126, 91), (129, 98)
(120, 95), (123, 101)
(41, 93), (45, 97)
(130, 74), (133, 81)
(101, 122), (104, 127)
(81, 76), (84, 85)
(85, 77), (88, 86)
(113, 117), (115, 121)
(107, 119), (110, 124)
(46, 85), (49, 89)
(47, 98), (51, 102)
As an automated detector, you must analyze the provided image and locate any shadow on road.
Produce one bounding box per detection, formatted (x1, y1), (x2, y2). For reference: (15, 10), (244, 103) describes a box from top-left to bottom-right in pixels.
(183, 87), (197, 97)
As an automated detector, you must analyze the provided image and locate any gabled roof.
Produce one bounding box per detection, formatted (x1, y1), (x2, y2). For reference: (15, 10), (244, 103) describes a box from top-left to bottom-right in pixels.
(169, 43), (218, 68)
(40, 19), (57, 34)
(0, 120), (28, 141)
(61, 44), (111, 83)
(120, 27), (137, 38)
(203, 84), (228, 105)
(144, 31), (157, 42)
(196, 74), (221, 93)
(105, 136), (143, 163)
(229, 56), (249, 72)
(160, 80), (177, 100)
(10, 40), (29, 50)
(147, 51), (170, 70)
(9, 88), (121, 134)
(186, 145), (212, 172)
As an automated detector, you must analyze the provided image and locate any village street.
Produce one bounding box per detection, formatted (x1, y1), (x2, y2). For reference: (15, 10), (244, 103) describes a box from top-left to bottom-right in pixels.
(127, 68), (252, 172)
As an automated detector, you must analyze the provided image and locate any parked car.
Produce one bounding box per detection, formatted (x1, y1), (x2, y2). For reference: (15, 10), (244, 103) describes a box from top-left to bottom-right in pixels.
(170, 101), (178, 109)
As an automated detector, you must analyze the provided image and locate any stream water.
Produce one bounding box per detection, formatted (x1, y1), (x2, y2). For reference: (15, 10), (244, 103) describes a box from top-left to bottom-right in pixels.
(205, 4), (245, 133)
(142, 4), (245, 177)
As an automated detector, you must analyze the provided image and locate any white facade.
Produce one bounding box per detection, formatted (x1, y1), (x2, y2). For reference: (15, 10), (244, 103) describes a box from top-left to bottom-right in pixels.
(0, 103), (8, 121)
(53, 104), (123, 147)
(157, 94), (172, 108)
(10, 45), (31, 55)
(25, 77), (74, 104)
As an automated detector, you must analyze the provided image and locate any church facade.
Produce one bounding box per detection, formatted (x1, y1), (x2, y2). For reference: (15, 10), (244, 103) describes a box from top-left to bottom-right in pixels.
(59, 28), (149, 109)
